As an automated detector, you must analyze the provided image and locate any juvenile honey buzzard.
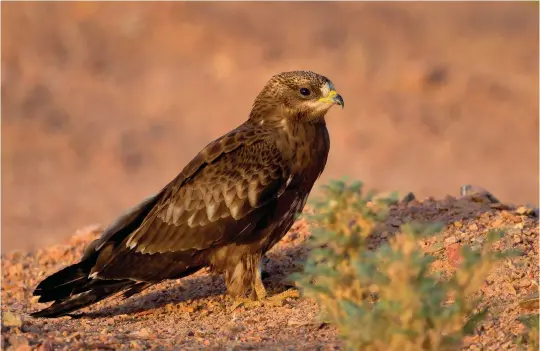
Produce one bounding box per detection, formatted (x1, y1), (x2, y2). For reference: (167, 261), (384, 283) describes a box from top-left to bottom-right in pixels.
(31, 70), (344, 318)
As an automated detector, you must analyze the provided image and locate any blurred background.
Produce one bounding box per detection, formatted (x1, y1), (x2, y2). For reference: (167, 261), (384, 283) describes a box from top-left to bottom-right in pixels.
(2, 2), (538, 253)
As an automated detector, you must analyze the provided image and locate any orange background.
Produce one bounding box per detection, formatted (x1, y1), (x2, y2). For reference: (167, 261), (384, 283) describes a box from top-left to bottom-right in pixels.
(2, 2), (538, 253)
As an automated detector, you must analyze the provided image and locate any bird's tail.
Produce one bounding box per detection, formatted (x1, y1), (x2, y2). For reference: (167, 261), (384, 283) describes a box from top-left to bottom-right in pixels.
(31, 261), (134, 318)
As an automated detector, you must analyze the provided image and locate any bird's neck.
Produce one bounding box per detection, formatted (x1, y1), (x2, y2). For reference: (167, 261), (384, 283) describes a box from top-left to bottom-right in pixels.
(248, 104), (327, 126)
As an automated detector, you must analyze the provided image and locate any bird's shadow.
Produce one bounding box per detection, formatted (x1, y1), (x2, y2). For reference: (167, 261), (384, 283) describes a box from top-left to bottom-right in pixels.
(66, 196), (497, 319)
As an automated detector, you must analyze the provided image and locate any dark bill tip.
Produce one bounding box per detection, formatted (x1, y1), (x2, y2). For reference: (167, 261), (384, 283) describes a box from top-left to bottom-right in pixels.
(334, 94), (344, 109)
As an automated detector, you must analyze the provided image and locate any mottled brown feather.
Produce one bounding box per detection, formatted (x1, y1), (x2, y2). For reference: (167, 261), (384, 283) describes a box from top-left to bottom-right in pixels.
(122, 125), (289, 255)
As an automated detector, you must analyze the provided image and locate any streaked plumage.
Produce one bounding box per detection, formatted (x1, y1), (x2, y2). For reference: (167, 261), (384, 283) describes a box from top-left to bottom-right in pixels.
(31, 70), (344, 318)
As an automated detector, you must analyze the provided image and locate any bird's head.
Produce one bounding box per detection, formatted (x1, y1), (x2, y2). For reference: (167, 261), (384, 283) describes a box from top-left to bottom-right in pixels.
(250, 70), (344, 123)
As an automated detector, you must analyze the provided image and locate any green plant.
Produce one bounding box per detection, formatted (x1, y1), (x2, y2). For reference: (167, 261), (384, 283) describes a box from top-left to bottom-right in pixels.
(293, 180), (515, 351)
(517, 313), (539, 351)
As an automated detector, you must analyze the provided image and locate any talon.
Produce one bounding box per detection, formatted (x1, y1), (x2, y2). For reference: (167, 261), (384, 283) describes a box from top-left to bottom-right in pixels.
(230, 298), (262, 311)
(265, 288), (301, 307)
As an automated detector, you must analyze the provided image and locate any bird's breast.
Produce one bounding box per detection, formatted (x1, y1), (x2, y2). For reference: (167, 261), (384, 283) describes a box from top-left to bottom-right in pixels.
(278, 122), (330, 186)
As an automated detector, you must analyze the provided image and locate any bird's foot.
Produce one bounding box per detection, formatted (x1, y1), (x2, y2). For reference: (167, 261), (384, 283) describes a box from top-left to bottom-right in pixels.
(264, 288), (300, 307)
(229, 288), (300, 311)
(230, 297), (263, 311)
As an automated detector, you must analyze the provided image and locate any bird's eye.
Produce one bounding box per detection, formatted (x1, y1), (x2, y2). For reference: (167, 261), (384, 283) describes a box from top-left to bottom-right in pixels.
(299, 88), (311, 96)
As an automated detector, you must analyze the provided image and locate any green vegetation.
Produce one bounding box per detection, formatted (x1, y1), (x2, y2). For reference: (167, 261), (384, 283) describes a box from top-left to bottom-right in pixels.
(517, 313), (539, 351)
(293, 180), (517, 351)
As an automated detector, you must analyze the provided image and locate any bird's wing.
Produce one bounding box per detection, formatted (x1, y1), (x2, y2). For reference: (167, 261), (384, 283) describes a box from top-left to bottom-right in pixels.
(117, 125), (290, 255)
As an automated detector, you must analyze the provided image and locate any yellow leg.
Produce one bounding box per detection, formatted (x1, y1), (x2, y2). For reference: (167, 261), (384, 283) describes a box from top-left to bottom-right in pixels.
(229, 260), (301, 311)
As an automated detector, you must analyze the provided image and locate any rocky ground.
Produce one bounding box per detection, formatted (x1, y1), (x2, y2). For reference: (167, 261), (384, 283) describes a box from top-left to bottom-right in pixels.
(2, 189), (538, 350)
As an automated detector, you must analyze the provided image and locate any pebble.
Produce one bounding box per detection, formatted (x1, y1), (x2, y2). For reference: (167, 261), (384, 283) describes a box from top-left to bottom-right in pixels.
(132, 328), (150, 338)
(36, 340), (54, 351)
(468, 223), (479, 231)
(12, 345), (31, 351)
(7, 335), (29, 349)
(491, 218), (505, 228)
(515, 206), (534, 216)
(444, 236), (459, 245)
(474, 237), (485, 244)
(516, 278), (532, 289)
(2, 312), (23, 328)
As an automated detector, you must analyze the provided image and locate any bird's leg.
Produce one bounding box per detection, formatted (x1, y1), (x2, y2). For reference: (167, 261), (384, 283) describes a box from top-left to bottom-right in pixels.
(252, 260), (267, 300)
(255, 257), (300, 306)
(230, 257), (299, 311)
(230, 260), (266, 311)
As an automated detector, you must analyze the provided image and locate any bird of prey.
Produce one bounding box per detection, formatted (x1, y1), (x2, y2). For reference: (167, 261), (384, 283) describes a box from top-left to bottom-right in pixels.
(31, 70), (344, 318)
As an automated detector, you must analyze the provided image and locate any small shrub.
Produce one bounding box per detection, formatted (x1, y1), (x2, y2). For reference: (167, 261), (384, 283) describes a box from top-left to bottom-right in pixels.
(517, 313), (539, 351)
(293, 180), (515, 351)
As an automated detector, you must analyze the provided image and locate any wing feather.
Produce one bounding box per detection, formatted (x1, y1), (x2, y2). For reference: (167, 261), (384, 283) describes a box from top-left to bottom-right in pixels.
(122, 125), (289, 255)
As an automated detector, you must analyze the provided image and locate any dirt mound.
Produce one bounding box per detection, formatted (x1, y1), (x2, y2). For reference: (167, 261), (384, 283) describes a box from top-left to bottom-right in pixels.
(2, 2), (538, 253)
(2, 193), (538, 350)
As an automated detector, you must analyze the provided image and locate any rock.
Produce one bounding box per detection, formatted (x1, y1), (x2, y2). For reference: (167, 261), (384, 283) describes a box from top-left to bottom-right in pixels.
(2, 311), (23, 328)
(401, 192), (416, 204)
(516, 206), (536, 216)
(468, 223), (479, 231)
(519, 294), (539, 311)
(446, 243), (463, 267)
(12, 345), (31, 351)
(444, 236), (459, 245)
(132, 328), (150, 338)
(36, 340), (54, 351)
(492, 218), (505, 228)
(7, 335), (29, 350)
(459, 184), (500, 204)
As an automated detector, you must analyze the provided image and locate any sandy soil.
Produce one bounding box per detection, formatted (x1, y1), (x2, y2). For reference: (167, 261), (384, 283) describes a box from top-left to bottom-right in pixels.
(1, 189), (538, 350)
(1, 2), (539, 253)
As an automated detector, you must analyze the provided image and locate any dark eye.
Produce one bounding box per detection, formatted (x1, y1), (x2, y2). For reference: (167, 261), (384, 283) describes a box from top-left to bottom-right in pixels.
(299, 88), (311, 96)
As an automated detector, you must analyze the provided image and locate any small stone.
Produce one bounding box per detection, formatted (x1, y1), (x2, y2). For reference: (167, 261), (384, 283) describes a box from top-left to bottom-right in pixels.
(454, 221), (463, 228)
(468, 223), (479, 231)
(13, 345), (32, 351)
(474, 236), (485, 244)
(519, 294), (539, 311)
(36, 340), (54, 351)
(2, 311), (23, 328)
(132, 328), (150, 338)
(492, 218), (505, 228)
(7, 335), (29, 349)
(517, 278), (532, 289)
(516, 206), (533, 216)
(288, 317), (308, 326)
(446, 243), (462, 267)
(444, 236), (459, 245)
(513, 235), (522, 244)
(401, 192), (416, 204)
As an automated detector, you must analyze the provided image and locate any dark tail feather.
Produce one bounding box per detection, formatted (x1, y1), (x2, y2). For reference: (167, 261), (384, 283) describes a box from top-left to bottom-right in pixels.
(31, 261), (136, 318)
(33, 262), (93, 303)
(31, 280), (134, 318)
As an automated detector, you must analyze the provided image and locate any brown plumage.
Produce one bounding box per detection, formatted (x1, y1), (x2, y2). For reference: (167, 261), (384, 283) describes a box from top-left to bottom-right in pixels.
(31, 70), (344, 318)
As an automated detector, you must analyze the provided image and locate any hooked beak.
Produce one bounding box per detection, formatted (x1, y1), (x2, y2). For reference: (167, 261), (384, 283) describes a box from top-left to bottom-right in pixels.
(318, 89), (344, 109)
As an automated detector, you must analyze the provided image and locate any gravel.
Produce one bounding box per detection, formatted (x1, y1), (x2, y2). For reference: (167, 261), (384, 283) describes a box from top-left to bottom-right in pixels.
(2, 193), (538, 350)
